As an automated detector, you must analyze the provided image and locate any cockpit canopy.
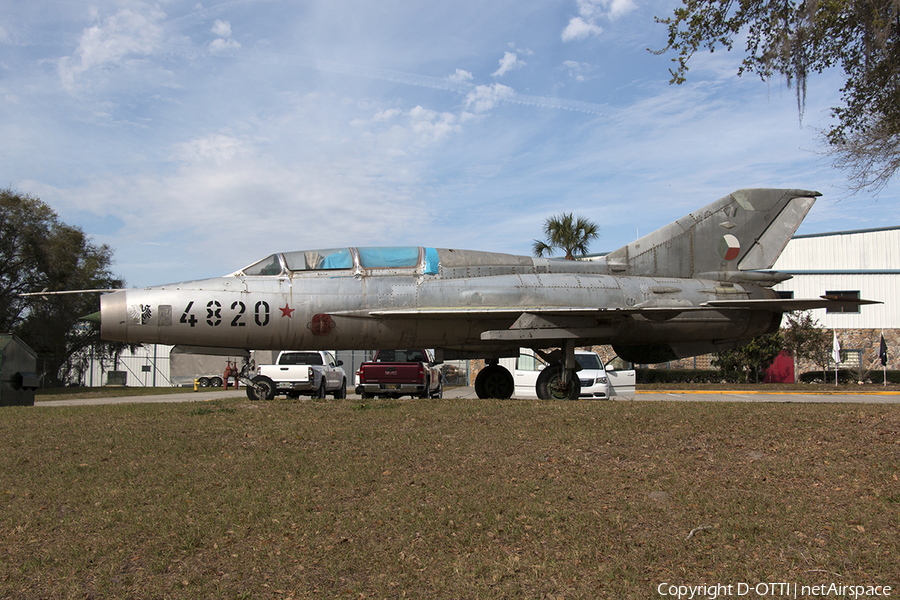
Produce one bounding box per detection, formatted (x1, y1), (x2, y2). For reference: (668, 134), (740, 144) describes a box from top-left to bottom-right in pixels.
(239, 247), (438, 276)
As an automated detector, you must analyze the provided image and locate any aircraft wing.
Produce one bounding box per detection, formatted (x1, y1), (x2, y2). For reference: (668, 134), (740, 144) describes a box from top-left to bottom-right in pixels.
(367, 294), (880, 318)
(366, 307), (604, 317)
(365, 296), (879, 343)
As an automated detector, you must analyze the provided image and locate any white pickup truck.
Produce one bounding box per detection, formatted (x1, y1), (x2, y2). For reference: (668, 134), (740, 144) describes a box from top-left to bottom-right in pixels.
(248, 351), (347, 400)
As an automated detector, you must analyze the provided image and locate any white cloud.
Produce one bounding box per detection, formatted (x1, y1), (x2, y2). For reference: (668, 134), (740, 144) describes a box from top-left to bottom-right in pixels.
(408, 106), (460, 143)
(464, 83), (515, 112)
(576, 0), (636, 20)
(211, 20), (232, 38)
(354, 106), (461, 146)
(562, 60), (595, 82)
(562, 0), (636, 42)
(78, 150), (431, 283)
(492, 51), (525, 77)
(604, 0), (637, 19)
(172, 133), (247, 164)
(561, 17), (602, 42)
(57, 6), (167, 89)
(209, 18), (240, 54)
(209, 37), (241, 54)
(447, 68), (473, 84)
(373, 108), (403, 122)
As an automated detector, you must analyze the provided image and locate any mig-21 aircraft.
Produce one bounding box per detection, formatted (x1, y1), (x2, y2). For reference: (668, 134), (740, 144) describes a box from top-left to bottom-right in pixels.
(88, 188), (876, 400)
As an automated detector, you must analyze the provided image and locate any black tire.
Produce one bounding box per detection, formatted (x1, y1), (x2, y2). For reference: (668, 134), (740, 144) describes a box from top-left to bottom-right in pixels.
(334, 379), (347, 399)
(418, 377), (430, 399)
(210, 376), (223, 387)
(474, 365), (514, 399)
(535, 365), (581, 400)
(432, 381), (443, 399)
(247, 375), (276, 401)
(314, 378), (327, 399)
(198, 377), (210, 388)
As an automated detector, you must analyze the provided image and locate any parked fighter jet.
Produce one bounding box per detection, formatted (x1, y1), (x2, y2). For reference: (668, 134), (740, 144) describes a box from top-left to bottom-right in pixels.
(91, 188), (875, 400)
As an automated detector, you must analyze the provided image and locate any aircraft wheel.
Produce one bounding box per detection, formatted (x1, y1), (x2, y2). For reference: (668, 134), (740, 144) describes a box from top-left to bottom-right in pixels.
(334, 379), (347, 399)
(198, 377), (210, 387)
(536, 366), (581, 401)
(247, 375), (275, 401)
(474, 365), (514, 399)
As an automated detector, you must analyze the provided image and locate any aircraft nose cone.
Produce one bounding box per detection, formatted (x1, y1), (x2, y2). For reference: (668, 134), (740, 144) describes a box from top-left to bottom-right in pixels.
(99, 291), (128, 342)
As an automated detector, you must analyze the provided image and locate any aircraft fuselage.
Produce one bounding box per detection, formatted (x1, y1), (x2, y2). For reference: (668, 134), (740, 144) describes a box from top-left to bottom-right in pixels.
(100, 247), (779, 361)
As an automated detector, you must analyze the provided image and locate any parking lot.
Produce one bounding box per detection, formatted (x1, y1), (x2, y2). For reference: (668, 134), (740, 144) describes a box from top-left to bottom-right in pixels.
(33, 387), (900, 406)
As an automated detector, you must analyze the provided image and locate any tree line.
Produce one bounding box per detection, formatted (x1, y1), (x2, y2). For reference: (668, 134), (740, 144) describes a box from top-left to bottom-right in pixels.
(712, 312), (832, 383)
(1, 188), (125, 388)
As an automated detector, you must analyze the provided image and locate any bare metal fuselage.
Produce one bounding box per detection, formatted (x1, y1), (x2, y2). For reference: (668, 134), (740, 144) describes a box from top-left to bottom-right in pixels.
(100, 249), (779, 361)
(96, 189), (877, 367)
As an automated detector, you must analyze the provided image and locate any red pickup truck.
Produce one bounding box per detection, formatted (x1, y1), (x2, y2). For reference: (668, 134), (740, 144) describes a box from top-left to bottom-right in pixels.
(355, 349), (443, 399)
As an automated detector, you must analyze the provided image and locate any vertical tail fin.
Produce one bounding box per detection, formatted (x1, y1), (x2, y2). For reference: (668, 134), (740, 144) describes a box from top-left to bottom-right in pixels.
(602, 188), (819, 281)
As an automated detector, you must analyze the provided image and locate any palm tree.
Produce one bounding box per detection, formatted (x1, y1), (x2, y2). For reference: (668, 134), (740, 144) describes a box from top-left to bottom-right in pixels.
(532, 213), (599, 260)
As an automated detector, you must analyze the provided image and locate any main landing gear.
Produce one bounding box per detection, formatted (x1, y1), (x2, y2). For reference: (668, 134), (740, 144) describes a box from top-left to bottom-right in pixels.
(474, 360), (515, 399)
(534, 340), (581, 401)
(472, 340), (582, 400)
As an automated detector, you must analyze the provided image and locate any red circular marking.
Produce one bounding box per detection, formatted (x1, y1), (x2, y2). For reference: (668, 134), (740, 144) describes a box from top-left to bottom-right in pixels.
(310, 314), (334, 336)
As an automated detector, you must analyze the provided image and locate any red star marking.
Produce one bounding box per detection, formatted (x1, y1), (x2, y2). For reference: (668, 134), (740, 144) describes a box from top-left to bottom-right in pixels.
(279, 304), (295, 318)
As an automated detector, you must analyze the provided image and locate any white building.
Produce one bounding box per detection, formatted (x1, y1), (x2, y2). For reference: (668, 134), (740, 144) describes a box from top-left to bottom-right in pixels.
(772, 226), (899, 371)
(78, 343), (173, 387)
(772, 227), (900, 330)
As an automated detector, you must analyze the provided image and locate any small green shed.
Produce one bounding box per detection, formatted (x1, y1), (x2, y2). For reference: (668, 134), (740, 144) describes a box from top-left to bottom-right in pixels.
(0, 334), (39, 407)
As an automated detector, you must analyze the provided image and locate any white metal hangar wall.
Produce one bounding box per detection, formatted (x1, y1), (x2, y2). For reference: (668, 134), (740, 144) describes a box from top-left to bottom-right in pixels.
(771, 226), (900, 372)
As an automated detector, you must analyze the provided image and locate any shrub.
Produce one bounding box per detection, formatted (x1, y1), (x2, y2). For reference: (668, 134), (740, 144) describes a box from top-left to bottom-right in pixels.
(636, 369), (722, 384)
(799, 369), (900, 384)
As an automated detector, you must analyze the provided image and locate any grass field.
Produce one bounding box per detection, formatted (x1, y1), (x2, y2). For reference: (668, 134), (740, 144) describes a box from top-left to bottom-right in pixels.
(2, 396), (898, 599)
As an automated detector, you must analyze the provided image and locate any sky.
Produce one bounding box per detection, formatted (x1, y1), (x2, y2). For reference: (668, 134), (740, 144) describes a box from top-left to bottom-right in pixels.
(3, 0), (900, 288)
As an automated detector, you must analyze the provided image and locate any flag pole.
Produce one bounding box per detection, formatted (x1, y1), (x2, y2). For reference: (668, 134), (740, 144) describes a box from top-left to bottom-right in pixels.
(832, 330), (841, 387)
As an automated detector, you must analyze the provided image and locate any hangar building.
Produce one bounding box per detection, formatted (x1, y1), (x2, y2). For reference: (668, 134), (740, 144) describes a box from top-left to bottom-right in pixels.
(770, 226), (899, 374)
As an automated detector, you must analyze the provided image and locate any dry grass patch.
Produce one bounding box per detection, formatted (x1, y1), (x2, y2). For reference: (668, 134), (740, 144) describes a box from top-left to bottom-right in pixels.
(1, 398), (898, 599)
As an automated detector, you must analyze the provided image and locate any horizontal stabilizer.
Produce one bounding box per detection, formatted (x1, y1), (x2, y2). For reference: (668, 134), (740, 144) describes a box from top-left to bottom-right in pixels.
(703, 296), (881, 311)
